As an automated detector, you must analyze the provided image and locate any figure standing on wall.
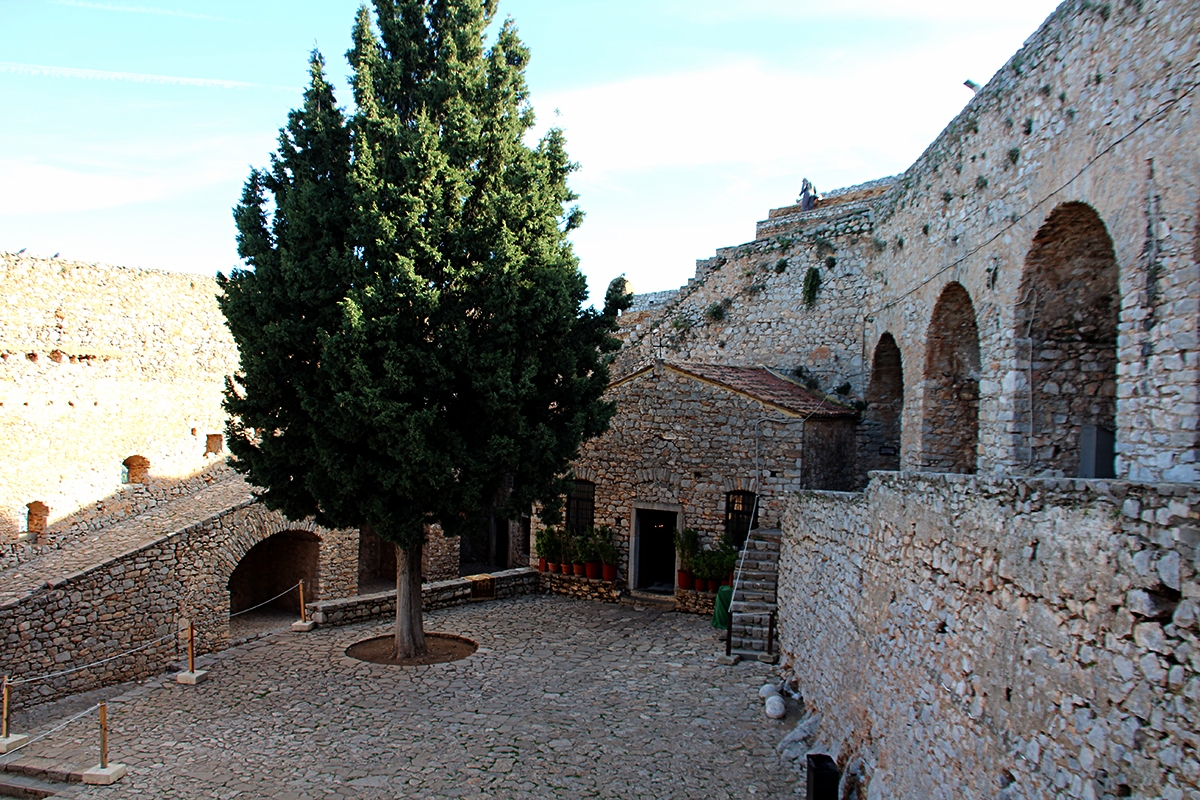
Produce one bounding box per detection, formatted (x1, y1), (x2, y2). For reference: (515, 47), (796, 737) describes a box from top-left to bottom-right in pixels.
(798, 178), (818, 211)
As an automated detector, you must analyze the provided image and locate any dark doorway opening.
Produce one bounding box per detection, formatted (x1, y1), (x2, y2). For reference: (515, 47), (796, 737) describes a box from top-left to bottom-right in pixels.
(459, 509), (510, 576)
(635, 509), (677, 594)
(228, 530), (319, 615)
(724, 491), (759, 549)
(357, 526), (396, 595)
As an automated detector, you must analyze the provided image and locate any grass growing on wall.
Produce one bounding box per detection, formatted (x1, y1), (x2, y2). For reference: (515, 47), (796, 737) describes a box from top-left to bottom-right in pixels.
(803, 267), (821, 307)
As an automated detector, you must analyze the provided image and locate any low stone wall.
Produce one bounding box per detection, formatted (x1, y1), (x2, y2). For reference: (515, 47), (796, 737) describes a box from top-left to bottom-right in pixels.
(674, 588), (717, 616)
(309, 567), (540, 626)
(0, 492), (353, 707)
(777, 471), (1199, 799)
(538, 571), (623, 603)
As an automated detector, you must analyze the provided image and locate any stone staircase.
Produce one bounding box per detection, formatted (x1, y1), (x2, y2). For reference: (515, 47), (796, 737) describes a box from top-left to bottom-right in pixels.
(729, 528), (781, 660)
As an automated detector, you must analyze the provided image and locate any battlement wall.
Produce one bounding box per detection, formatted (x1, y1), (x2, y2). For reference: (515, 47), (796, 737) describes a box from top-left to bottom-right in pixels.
(0, 254), (238, 540)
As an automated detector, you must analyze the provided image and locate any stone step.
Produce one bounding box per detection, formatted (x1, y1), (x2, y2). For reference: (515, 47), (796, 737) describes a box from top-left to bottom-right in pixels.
(729, 604), (777, 618)
(732, 582), (771, 594)
(735, 559), (778, 572)
(731, 637), (768, 652)
(0, 772), (65, 799)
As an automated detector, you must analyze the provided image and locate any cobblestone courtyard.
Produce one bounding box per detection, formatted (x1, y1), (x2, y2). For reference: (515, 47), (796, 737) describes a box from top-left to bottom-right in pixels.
(8, 595), (799, 798)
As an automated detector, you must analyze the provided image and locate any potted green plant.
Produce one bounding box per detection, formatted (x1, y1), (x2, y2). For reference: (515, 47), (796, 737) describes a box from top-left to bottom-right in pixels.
(547, 528), (563, 573)
(559, 531), (574, 575)
(597, 528), (619, 582)
(534, 528), (553, 572)
(673, 527), (700, 590)
(581, 527), (602, 579)
(691, 550), (713, 593)
(716, 548), (738, 587)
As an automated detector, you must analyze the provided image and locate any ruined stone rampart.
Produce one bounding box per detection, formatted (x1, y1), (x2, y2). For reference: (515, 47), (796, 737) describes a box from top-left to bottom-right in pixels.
(0, 253), (238, 540)
(856, 0), (1199, 482)
(0, 483), (355, 706)
(618, 0), (1200, 485)
(778, 473), (1197, 798)
(613, 199), (878, 394)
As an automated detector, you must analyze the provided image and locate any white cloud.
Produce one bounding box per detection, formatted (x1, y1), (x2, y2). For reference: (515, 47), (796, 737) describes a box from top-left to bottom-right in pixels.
(0, 152), (246, 215)
(52, 1), (231, 22)
(0, 61), (287, 91)
(533, 56), (958, 183)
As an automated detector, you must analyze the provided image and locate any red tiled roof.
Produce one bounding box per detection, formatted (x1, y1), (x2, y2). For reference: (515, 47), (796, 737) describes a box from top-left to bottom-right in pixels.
(667, 362), (856, 418)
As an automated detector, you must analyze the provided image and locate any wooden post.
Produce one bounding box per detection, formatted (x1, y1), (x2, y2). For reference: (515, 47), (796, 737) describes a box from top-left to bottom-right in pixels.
(2, 676), (10, 739)
(98, 702), (108, 770)
(187, 622), (195, 674)
(725, 613), (733, 657)
(298, 580), (307, 623)
(767, 610), (776, 656)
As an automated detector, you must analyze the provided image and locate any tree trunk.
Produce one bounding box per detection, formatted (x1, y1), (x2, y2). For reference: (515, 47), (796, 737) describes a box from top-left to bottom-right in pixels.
(393, 541), (427, 659)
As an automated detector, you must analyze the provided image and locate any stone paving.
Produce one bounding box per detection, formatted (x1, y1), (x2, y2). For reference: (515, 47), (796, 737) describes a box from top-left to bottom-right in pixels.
(4, 594), (800, 798)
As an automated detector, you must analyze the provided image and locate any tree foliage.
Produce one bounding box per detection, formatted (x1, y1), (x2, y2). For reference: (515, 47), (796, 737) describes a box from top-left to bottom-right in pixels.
(220, 0), (629, 561)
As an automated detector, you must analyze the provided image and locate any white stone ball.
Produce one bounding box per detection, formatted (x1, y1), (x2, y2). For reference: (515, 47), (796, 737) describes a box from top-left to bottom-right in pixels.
(765, 695), (786, 719)
(759, 683), (781, 699)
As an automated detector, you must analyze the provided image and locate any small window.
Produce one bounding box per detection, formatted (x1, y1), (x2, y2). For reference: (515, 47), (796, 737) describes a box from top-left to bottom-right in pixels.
(122, 455), (150, 485)
(565, 480), (596, 537)
(205, 433), (224, 456)
(724, 491), (758, 549)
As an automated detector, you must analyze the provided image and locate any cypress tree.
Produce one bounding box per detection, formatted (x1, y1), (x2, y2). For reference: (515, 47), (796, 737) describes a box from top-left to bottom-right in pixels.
(220, 0), (629, 658)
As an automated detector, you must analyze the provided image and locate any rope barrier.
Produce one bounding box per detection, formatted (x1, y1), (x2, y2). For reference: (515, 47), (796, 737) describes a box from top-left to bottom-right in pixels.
(8, 633), (177, 688)
(228, 581), (301, 618)
(0, 702), (100, 763)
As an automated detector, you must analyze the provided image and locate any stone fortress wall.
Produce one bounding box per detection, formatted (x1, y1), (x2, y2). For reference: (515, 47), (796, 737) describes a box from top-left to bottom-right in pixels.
(780, 473), (1197, 799)
(614, 181), (883, 398)
(616, 0), (1199, 796)
(0, 253), (239, 540)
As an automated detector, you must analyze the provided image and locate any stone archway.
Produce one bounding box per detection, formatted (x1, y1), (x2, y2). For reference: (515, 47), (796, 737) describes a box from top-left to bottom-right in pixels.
(862, 333), (904, 473)
(921, 283), (981, 474)
(1018, 202), (1119, 477)
(227, 530), (320, 614)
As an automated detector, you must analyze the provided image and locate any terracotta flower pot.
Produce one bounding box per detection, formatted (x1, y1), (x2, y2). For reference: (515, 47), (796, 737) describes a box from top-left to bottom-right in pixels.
(573, 562), (586, 576)
(548, 562), (561, 574)
(601, 563), (618, 582)
(708, 578), (720, 593)
(538, 557), (547, 572)
(585, 561), (601, 579)
(677, 570), (694, 591)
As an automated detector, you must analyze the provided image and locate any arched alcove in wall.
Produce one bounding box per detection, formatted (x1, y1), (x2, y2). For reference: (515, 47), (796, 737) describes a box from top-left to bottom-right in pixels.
(920, 283), (981, 474)
(1018, 202), (1119, 477)
(227, 530), (320, 614)
(862, 333), (904, 472)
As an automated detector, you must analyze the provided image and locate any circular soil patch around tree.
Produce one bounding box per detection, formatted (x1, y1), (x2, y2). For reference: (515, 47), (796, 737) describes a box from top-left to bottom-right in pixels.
(345, 633), (477, 666)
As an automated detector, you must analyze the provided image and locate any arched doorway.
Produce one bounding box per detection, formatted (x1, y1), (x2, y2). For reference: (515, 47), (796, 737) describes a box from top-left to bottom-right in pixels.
(921, 283), (981, 474)
(227, 530), (319, 615)
(862, 333), (904, 472)
(1018, 202), (1119, 477)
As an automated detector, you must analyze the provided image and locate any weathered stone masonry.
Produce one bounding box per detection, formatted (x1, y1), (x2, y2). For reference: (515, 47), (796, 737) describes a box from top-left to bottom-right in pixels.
(0, 254), (238, 540)
(604, 1), (1200, 796)
(779, 473), (1199, 799)
(0, 490), (355, 706)
(561, 360), (855, 586)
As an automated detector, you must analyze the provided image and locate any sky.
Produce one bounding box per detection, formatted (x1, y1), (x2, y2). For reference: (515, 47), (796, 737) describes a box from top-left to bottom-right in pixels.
(0, 0), (1065, 303)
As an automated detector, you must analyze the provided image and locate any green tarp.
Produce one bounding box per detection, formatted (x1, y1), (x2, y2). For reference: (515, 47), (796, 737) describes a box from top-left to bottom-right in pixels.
(712, 585), (732, 630)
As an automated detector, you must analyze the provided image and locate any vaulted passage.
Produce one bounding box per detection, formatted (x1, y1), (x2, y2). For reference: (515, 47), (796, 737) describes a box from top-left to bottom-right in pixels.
(228, 530), (319, 614)
(1019, 202), (1119, 477)
(921, 283), (981, 474)
(862, 333), (904, 472)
